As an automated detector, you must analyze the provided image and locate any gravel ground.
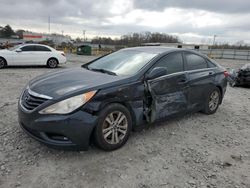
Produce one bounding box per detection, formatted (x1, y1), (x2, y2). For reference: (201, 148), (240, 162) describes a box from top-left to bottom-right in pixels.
(0, 55), (250, 188)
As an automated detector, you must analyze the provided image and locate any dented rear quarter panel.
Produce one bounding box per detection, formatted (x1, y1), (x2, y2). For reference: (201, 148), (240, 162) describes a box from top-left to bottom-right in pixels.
(185, 68), (217, 110)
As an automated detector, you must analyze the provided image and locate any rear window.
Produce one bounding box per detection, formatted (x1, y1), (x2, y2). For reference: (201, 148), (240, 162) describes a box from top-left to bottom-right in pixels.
(35, 46), (51, 51)
(207, 60), (216, 68)
(185, 53), (208, 70)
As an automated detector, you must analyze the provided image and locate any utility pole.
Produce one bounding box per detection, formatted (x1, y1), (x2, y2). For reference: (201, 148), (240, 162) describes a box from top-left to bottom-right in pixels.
(62, 30), (64, 36)
(83, 30), (86, 42)
(212, 35), (217, 46)
(48, 15), (51, 33)
(210, 35), (217, 56)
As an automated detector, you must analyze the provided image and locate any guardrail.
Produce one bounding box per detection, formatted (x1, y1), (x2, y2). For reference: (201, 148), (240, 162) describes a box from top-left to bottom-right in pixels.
(197, 49), (250, 61)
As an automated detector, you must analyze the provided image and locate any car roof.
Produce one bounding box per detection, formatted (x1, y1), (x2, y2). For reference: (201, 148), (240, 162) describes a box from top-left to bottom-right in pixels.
(19, 43), (54, 50)
(122, 46), (210, 59)
(22, 44), (50, 47)
(122, 46), (183, 54)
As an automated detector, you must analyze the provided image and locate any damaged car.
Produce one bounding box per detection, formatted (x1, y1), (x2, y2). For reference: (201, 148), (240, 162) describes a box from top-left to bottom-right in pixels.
(18, 47), (228, 151)
(227, 64), (250, 87)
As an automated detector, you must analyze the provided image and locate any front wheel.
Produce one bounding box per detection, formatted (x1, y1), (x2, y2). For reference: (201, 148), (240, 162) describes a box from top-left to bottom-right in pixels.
(0, 57), (6, 69)
(93, 104), (132, 151)
(47, 58), (58, 68)
(202, 87), (221, 115)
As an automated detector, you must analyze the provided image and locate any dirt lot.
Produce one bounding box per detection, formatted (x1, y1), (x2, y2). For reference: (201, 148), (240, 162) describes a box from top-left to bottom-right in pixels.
(0, 55), (250, 188)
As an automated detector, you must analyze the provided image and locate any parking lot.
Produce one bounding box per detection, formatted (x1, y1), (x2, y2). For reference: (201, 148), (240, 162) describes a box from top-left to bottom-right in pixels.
(0, 55), (250, 188)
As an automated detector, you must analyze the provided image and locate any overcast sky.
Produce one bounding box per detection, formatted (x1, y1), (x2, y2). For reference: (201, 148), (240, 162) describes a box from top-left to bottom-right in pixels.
(0, 0), (250, 44)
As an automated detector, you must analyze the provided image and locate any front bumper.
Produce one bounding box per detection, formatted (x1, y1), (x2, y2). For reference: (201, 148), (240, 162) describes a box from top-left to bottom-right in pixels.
(59, 57), (67, 64)
(18, 103), (98, 150)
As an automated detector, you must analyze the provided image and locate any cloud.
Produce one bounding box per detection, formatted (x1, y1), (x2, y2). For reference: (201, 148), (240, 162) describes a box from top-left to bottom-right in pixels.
(0, 0), (249, 43)
(133, 0), (250, 14)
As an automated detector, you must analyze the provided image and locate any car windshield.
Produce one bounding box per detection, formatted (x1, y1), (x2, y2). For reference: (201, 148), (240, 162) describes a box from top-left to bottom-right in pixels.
(86, 50), (158, 76)
(9, 45), (22, 51)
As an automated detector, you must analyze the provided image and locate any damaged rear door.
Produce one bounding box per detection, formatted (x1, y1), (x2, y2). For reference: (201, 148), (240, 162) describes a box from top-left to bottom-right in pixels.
(184, 52), (216, 110)
(144, 52), (188, 122)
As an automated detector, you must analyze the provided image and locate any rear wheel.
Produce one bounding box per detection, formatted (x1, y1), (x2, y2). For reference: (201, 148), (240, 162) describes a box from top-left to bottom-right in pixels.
(202, 87), (221, 114)
(0, 57), (6, 69)
(47, 58), (58, 68)
(93, 103), (132, 151)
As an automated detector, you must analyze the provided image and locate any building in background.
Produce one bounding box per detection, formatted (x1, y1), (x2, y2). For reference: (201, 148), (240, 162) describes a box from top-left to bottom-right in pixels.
(23, 32), (72, 44)
(23, 32), (44, 42)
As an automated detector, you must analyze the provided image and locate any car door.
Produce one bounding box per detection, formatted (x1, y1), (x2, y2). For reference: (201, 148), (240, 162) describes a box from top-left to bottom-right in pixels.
(34, 45), (52, 65)
(145, 52), (189, 122)
(183, 52), (216, 111)
(12, 45), (37, 65)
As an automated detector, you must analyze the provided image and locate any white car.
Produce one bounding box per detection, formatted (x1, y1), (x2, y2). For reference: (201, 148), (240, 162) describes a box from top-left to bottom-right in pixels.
(0, 44), (66, 68)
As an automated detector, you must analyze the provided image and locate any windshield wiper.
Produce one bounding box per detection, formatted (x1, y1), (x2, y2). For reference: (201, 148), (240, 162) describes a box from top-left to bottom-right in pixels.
(89, 68), (117, 76)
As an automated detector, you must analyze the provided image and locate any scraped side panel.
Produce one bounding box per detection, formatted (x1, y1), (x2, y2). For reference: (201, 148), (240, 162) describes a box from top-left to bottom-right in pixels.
(144, 73), (188, 122)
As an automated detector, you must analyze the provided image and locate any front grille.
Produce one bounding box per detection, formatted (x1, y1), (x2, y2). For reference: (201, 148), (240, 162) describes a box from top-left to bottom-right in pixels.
(21, 89), (48, 111)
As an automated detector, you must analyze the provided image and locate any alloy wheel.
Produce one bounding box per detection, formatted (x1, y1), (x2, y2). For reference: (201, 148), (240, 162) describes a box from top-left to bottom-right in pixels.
(102, 111), (128, 145)
(0, 58), (5, 68)
(208, 90), (219, 111)
(48, 59), (58, 68)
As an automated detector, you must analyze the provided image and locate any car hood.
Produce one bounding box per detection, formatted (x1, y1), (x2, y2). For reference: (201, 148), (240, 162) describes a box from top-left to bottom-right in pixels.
(0, 49), (11, 54)
(29, 68), (127, 99)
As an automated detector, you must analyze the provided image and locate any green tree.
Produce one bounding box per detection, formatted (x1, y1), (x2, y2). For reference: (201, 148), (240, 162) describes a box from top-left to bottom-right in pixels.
(16, 29), (25, 39)
(0, 25), (15, 38)
(91, 32), (180, 46)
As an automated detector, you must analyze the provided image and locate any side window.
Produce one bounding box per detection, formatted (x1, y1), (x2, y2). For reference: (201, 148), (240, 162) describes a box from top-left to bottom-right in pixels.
(35, 46), (51, 51)
(185, 53), (208, 70)
(21, 45), (36, 52)
(154, 53), (184, 74)
(207, 60), (216, 68)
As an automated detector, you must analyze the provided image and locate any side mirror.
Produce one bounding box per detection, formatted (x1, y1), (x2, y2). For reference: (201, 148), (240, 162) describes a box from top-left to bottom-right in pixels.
(146, 67), (167, 80)
(16, 49), (22, 52)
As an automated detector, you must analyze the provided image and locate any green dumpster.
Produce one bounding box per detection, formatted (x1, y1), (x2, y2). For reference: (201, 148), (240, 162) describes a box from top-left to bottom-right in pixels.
(77, 45), (92, 55)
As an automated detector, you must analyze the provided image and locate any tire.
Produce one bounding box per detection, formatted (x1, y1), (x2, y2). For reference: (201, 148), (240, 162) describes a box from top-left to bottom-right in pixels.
(202, 87), (221, 115)
(93, 103), (132, 151)
(47, 58), (58, 68)
(0, 57), (6, 69)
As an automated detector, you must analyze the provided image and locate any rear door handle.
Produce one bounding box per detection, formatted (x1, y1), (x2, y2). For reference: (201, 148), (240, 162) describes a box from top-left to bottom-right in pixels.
(178, 78), (188, 83)
(209, 71), (214, 75)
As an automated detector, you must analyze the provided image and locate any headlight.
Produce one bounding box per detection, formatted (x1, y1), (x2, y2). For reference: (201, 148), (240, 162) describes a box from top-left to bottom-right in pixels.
(39, 91), (97, 114)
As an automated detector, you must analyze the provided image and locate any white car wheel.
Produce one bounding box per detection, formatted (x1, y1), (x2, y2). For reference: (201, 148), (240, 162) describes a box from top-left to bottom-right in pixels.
(0, 58), (6, 69)
(47, 58), (58, 68)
